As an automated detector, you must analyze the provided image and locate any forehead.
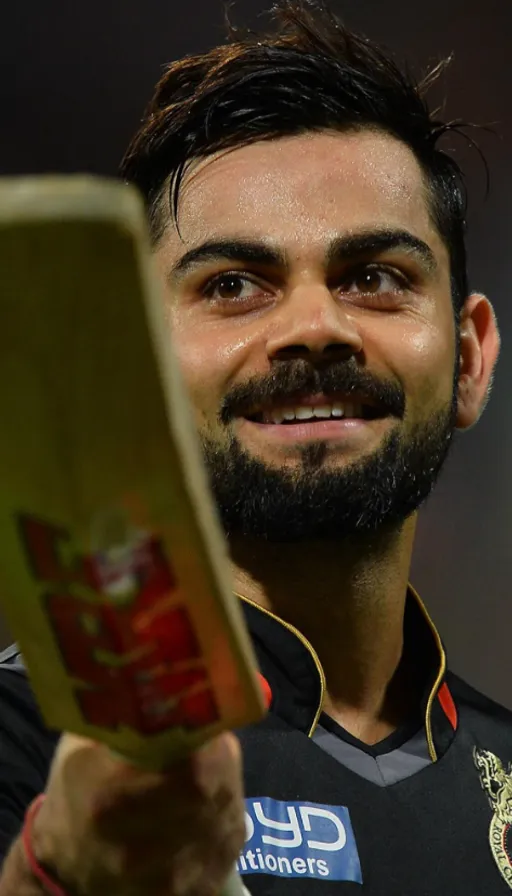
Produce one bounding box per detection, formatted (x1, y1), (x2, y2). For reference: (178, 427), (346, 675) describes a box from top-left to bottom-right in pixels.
(171, 130), (442, 254)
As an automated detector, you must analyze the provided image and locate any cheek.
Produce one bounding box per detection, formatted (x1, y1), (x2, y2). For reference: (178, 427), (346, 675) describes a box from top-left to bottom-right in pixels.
(172, 328), (220, 421)
(168, 310), (255, 421)
(363, 312), (455, 414)
(397, 319), (456, 408)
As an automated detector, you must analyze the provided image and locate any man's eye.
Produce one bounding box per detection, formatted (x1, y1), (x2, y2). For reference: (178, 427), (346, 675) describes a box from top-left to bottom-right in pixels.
(203, 273), (264, 303)
(341, 266), (407, 297)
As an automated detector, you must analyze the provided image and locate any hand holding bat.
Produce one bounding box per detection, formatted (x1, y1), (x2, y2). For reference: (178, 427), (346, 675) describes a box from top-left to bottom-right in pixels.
(27, 731), (245, 896)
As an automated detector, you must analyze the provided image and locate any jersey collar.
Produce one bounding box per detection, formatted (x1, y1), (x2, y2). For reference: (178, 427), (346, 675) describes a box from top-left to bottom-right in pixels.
(238, 586), (458, 762)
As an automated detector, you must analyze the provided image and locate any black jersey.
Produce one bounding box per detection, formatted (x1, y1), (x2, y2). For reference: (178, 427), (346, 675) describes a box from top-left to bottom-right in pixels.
(237, 592), (512, 893)
(0, 590), (511, 894)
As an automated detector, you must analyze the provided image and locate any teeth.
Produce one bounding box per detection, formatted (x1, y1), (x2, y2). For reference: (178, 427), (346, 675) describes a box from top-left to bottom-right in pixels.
(312, 405), (332, 419)
(295, 406), (314, 420)
(262, 401), (365, 423)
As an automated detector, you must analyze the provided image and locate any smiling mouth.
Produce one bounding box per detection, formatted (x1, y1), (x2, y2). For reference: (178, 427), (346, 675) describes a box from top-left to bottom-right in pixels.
(244, 394), (386, 425)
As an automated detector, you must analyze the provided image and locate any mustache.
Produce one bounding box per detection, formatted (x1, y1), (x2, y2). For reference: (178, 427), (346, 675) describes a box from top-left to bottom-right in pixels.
(219, 359), (406, 424)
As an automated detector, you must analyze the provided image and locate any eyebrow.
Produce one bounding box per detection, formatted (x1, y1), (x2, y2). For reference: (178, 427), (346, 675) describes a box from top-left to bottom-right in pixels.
(167, 228), (437, 284)
(326, 229), (437, 274)
(168, 239), (287, 284)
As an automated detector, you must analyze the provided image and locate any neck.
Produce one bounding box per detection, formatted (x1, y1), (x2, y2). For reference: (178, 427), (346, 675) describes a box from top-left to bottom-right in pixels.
(230, 518), (419, 745)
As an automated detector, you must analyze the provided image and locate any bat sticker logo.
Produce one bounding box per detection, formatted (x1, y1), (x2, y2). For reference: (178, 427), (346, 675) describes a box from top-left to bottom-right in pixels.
(17, 513), (220, 734)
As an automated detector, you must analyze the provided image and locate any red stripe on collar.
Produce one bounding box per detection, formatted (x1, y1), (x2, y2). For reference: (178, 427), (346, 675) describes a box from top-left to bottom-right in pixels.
(437, 681), (458, 730)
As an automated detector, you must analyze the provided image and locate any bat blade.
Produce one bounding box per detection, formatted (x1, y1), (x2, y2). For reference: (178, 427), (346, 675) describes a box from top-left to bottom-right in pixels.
(0, 176), (265, 769)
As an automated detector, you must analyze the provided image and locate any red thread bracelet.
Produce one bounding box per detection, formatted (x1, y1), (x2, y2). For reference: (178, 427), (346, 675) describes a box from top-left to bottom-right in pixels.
(22, 794), (68, 896)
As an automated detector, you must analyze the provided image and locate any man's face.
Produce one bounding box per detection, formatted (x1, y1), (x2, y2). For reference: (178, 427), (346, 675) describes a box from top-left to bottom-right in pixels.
(155, 130), (458, 541)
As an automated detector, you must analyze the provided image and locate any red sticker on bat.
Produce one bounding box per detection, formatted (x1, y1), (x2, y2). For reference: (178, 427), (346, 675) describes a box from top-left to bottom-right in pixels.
(18, 514), (220, 733)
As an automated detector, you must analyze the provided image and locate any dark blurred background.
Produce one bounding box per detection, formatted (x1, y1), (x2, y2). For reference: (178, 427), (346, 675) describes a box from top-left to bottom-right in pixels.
(1, 0), (510, 706)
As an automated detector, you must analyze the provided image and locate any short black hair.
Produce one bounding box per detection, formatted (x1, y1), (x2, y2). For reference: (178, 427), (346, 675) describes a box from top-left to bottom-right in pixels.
(120, 0), (470, 312)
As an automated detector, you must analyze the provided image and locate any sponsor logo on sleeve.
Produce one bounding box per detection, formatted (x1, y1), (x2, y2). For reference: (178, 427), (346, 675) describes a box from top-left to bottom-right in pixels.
(237, 797), (362, 883)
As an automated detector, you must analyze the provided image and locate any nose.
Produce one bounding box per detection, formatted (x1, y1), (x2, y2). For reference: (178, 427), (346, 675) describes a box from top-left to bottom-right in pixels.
(266, 285), (363, 363)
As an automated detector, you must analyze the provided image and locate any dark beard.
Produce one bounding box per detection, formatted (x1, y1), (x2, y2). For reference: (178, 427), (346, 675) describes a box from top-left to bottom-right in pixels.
(201, 408), (456, 542)
(200, 357), (458, 542)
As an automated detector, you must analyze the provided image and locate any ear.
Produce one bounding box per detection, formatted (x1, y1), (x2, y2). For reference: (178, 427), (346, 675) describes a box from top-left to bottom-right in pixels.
(455, 293), (501, 430)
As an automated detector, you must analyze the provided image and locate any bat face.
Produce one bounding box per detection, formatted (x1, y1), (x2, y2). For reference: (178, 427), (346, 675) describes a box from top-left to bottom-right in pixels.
(0, 177), (265, 769)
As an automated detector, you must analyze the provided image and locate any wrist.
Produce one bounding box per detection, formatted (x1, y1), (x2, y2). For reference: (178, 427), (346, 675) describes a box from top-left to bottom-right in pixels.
(22, 796), (70, 896)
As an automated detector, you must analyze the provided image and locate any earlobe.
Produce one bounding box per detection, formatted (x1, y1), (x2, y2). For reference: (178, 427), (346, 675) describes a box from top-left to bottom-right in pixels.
(455, 294), (500, 431)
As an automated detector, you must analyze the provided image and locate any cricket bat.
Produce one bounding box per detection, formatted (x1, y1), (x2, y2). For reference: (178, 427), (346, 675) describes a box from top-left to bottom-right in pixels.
(0, 176), (264, 895)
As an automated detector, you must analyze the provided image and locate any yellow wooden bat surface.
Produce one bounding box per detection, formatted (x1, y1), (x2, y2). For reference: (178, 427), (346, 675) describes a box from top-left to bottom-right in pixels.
(0, 176), (265, 769)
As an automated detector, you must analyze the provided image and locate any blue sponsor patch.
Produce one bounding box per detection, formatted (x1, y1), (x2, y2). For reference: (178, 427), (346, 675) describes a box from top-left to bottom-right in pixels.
(237, 797), (362, 883)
